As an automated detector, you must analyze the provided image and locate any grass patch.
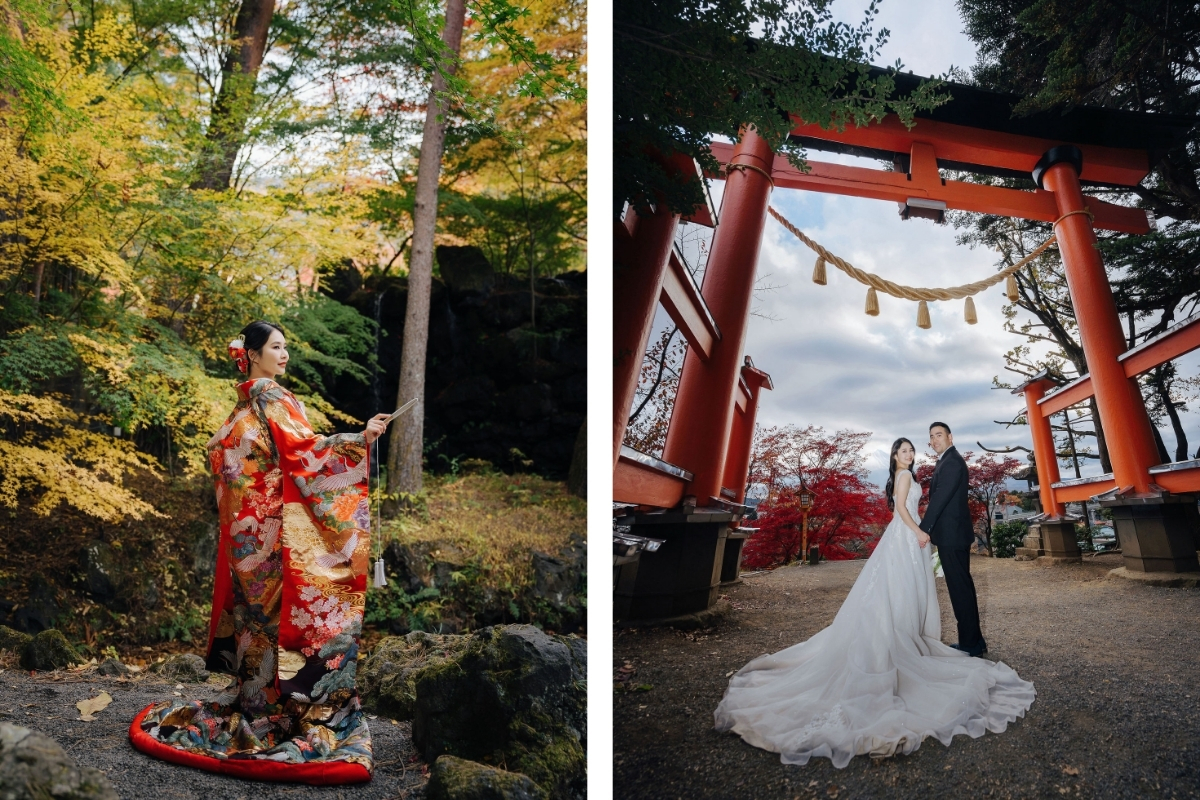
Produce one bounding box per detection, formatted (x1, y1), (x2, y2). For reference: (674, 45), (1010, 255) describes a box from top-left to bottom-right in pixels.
(368, 470), (585, 637)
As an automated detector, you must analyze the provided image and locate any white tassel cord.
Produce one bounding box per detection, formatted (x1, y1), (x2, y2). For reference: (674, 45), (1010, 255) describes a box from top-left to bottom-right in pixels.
(371, 443), (388, 588)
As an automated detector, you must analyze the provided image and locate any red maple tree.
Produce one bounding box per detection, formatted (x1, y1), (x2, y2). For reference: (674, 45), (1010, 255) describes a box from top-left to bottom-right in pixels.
(741, 425), (890, 569)
(913, 451), (1024, 555)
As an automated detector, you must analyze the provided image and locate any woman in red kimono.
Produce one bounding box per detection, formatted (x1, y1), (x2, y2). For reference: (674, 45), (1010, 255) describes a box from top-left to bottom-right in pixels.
(130, 321), (394, 784)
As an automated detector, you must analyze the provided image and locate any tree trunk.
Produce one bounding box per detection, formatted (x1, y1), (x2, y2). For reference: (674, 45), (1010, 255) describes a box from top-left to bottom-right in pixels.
(190, 0), (276, 191)
(1062, 411), (1081, 478)
(383, 0), (467, 513)
(1088, 396), (1112, 473)
(1151, 422), (1171, 465)
(1153, 367), (1188, 462)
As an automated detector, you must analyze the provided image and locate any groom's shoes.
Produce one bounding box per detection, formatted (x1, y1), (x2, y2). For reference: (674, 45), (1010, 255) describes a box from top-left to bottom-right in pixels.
(950, 641), (988, 657)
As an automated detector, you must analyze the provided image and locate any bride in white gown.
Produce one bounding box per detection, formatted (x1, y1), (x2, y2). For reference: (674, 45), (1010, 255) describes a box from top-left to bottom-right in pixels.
(713, 438), (1035, 768)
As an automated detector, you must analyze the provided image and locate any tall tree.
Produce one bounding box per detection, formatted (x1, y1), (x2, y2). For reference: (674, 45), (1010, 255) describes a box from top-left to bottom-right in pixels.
(190, 0), (276, 190)
(384, 0), (467, 509)
(956, 0), (1200, 461)
(740, 424), (889, 567)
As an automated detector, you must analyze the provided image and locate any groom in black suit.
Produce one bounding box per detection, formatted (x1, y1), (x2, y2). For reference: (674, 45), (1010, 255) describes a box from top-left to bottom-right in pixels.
(918, 422), (987, 657)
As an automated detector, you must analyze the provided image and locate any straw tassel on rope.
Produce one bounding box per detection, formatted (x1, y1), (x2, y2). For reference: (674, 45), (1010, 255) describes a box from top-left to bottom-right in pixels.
(1005, 273), (1019, 302)
(916, 300), (932, 329)
(766, 206), (1058, 328)
(864, 286), (879, 316)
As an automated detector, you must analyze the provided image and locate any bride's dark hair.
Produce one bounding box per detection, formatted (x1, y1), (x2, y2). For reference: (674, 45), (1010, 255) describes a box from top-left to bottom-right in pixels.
(884, 437), (915, 511)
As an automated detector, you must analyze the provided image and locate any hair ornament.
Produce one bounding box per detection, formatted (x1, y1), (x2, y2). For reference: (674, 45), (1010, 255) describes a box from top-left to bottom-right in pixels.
(228, 337), (248, 374)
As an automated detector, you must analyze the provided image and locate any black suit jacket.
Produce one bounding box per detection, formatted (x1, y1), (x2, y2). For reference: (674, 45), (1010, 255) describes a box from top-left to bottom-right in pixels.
(918, 446), (974, 550)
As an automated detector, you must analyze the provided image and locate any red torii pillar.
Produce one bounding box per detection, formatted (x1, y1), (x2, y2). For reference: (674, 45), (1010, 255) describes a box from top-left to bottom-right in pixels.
(1039, 151), (1162, 494)
(613, 206), (677, 469)
(1015, 376), (1065, 519)
(1014, 373), (1083, 560)
(722, 358), (774, 503)
(662, 128), (774, 503)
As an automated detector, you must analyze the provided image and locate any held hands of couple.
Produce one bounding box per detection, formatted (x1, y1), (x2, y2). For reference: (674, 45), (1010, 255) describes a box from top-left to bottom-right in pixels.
(363, 413), (392, 445)
(913, 528), (931, 548)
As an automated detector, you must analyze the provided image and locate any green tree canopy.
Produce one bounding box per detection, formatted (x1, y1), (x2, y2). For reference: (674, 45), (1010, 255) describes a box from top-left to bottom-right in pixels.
(615, 0), (949, 214)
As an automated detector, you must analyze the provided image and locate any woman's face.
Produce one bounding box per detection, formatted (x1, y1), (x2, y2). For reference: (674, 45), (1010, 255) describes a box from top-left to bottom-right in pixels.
(250, 329), (288, 377)
(895, 441), (915, 469)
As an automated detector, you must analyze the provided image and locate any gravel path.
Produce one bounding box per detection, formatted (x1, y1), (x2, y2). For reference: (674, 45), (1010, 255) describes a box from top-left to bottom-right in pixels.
(0, 668), (427, 799)
(614, 553), (1200, 799)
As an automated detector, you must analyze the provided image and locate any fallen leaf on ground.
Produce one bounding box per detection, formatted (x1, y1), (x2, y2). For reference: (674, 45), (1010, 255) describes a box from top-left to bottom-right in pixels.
(77, 691), (113, 722)
(1063, 766), (1080, 776)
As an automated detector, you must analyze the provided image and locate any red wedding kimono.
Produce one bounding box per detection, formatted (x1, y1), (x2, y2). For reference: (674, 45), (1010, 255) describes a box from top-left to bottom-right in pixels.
(130, 378), (373, 784)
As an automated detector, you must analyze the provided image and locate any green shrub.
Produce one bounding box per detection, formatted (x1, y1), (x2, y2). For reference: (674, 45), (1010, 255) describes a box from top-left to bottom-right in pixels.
(991, 520), (1028, 559)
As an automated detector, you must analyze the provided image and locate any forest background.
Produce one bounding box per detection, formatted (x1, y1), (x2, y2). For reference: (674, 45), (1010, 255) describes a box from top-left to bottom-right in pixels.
(0, 0), (585, 655)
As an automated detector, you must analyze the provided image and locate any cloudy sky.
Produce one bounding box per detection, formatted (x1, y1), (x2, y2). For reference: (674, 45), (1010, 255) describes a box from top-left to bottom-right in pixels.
(656, 0), (1200, 492)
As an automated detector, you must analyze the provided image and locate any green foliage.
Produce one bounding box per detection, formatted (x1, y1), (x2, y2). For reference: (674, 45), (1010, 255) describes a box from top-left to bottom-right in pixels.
(282, 293), (378, 399)
(365, 584), (443, 632)
(991, 520), (1028, 559)
(1077, 523), (1097, 553)
(615, 0), (950, 214)
(156, 603), (208, 643)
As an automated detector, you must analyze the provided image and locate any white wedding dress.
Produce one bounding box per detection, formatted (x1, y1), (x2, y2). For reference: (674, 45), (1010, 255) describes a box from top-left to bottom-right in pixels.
(713, 478), (1035, 768)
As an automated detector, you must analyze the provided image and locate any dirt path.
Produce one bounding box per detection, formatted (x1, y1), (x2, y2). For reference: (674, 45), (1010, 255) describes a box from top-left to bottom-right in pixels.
(0, 668), (427, 799)
(614, 553), (1200, 799)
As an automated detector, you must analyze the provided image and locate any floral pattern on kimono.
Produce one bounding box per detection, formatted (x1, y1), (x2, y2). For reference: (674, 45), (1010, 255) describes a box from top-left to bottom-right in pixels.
(132, 378), (373, 781)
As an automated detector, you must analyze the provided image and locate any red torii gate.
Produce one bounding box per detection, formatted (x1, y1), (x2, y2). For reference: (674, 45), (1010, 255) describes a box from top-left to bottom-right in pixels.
(614, 76), (1199, 621)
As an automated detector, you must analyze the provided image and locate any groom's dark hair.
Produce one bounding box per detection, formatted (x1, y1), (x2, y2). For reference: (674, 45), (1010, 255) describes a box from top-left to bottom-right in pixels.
(930, 421), (952, 434)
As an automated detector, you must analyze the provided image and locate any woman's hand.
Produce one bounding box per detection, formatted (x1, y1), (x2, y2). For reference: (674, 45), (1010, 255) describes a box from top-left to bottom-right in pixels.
(915, 530), (931, 549)
(363, 413), (391, 445)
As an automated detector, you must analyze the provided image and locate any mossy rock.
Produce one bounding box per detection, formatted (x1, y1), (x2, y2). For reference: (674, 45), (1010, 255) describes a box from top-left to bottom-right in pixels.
(359, 631), (470, 719)
(96, 657), (130, 677)
(149, 653), (209, 682)
(427, 755), (547, 800)
(412, 625), (586, 800)
(0, 723), (118, 800)
(0, 625), (32, 654)
(20, 629), (82, 671)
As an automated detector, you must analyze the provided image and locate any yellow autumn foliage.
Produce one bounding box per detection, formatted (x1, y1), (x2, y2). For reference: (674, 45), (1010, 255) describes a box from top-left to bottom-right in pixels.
(0, 390), (162, 521)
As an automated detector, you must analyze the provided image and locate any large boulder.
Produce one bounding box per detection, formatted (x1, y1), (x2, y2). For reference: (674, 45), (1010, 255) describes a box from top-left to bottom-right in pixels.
(427, 755), (548, 800)
(528, 534), (585, 634)
(0, 723), (118, 800)
(20, 630), (82, 671)
(412, 625), (586, 800)
(358, 631), (470, 719)
(0, 625), (32, 655)
(438, 246), (495, 297)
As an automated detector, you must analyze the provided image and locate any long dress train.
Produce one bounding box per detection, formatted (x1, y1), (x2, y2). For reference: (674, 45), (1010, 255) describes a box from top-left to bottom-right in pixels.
(713, 478), (1035, 768)
(129, 378), (373, 784)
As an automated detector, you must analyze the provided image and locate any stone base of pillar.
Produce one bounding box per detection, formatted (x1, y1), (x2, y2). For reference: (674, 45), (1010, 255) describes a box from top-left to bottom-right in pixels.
(1106, 498), (1200, 573)
(613, 509), (733, 620)
(1033, 520), (1081, 562)
(1014, 529), (1045, 560)
(719, 528), (753, 586)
